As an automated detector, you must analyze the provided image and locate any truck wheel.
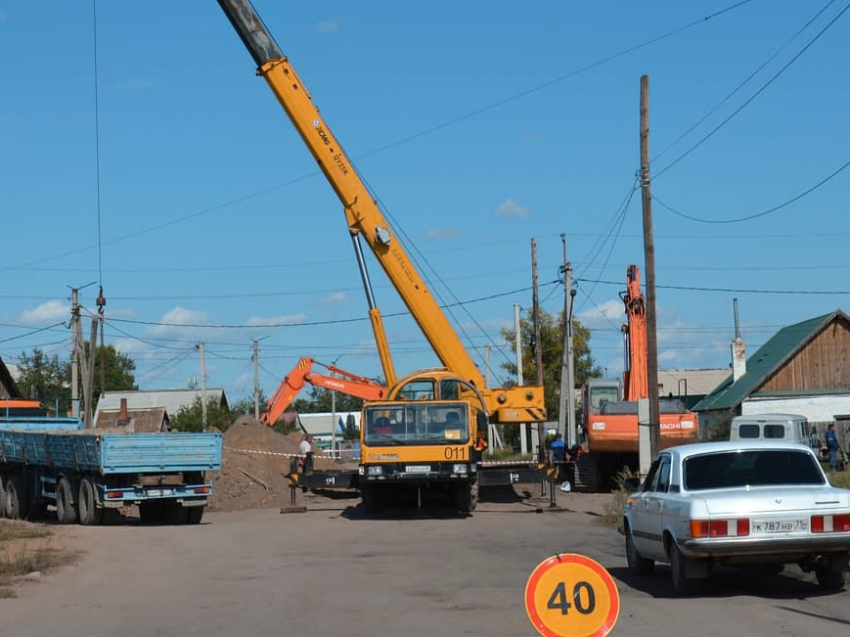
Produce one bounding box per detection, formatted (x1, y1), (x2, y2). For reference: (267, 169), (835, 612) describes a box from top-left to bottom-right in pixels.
(4, 475), (30, 520)
(453, 482), (478, 515)
(164, 503), (189, 525)
(361, 485), (382, 515)
(56, 477), (78, 525)
(185, 506), (204, 525)
(670, 542), (696, 597)
(78, 478), (103, 526)
(139, 501), (164, 524)
(625, 525), (654, 575)
(0, 476), (6, 518)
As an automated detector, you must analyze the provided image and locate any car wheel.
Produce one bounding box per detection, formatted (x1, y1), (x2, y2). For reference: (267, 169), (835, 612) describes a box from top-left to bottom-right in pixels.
(815, 554), (847, 590)
(670, 541), (696, 597)
(626, 527), (654, 575)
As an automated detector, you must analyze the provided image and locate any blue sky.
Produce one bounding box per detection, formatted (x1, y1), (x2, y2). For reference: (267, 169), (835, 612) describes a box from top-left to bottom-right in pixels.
(1, 1), (848, 405)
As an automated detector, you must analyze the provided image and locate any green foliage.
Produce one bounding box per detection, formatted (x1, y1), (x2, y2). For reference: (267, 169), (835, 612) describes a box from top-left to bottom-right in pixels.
(15, 345), (137, 414)
(500, 308), (602, 421)
(170, 396), (232, 432)
(15, 349), (68, 408)
(229, 391), (268, 418)
(290, 385), (364, 414)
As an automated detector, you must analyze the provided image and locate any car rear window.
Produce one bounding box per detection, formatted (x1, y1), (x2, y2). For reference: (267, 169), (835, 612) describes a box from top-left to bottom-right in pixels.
(737, 424), (760, 438)
(764, 424), (785, 439)
(684, 450), (825, 491)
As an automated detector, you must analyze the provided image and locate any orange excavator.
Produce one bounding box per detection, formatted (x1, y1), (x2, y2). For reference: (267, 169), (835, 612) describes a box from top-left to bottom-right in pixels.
(262, 357), (387, 427)
(575, 265), (698, 491)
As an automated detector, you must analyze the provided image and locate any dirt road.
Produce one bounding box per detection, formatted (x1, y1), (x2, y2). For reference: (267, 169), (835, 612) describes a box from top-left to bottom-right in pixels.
(3, 490), (848, 637)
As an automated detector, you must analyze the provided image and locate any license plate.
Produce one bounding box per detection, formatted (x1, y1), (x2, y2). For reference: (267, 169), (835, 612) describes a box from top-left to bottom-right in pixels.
(146, 488), (174, 497)
(405, 465), (431, 474)
(751, 518), (808, 534)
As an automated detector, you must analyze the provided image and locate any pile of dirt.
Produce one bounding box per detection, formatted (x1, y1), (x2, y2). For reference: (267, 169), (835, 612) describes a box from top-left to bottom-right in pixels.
(208, 416), (340, 512)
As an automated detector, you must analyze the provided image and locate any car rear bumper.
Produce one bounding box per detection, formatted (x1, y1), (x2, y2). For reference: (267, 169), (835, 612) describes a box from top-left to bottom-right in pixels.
(682, 535), (850, 560)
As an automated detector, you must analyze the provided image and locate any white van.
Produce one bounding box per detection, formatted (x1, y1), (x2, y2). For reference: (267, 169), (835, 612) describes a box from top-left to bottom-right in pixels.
(729, 413), (812, 444)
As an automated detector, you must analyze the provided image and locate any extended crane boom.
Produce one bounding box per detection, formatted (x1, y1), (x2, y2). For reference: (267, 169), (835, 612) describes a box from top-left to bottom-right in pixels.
(263, 357), (387, 427)
(217, 0), (544, 424)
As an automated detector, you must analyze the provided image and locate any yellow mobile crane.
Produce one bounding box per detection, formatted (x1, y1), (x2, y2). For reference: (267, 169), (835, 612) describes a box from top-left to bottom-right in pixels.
(217, 0), (546, 513)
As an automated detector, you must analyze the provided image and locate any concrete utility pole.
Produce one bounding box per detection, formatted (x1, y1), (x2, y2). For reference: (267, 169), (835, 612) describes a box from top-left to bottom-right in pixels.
(70, 288), (80, 418)
(531, 239), (544, 461)
(514, 303), (528, 454)
(197, 343), (207, 431)
(558, 234), (578, 447)
(97, 286), (106, 397)
(252, 339), (261, 419)
(640, 74), (661, 456)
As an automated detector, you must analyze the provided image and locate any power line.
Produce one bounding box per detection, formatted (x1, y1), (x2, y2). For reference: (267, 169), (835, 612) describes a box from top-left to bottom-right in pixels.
(576, 277), (850, 295)
(654, 0), (850, 180)
(654, 156), (850, 224)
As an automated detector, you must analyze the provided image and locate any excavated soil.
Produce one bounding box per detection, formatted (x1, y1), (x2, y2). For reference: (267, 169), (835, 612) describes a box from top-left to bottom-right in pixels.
(209, 416), (353, 512)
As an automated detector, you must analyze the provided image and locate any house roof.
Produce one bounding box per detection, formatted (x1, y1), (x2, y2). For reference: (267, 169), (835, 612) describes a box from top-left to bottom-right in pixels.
(0, 356), (21, 398)
(693, 311), (847, 412)
(95, 407), (169, 433)
(657, 368), (729, 397)
(298, 411), (360, 436)
(94, 388), (228, 422)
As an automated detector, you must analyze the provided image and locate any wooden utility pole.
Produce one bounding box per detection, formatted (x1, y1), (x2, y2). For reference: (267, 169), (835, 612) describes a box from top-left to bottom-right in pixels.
(531, 238), (544, 461)
(640, 74), (660, 456)
(70, 288), (80, 418)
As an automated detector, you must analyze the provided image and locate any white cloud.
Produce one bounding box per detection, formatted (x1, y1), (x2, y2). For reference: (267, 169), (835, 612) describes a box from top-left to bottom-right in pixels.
(315, 291), (347, 307)
(15, 300), (69, 325)
(425, 226), (462, 241)
(315, 21), (339, 34)
(578, 300), (622, 326)
(495, 198), (531, 218)
(246, 313), (308, 327)
(147, 307), (209, 337)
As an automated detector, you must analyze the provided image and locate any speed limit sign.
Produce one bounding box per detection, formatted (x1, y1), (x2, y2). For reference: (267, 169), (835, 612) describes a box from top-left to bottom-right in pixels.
(525, 553), (620, 637)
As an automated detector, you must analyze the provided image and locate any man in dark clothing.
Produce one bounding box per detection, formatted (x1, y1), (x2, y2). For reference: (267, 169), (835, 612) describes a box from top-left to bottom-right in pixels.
(826, 423), (840, 471)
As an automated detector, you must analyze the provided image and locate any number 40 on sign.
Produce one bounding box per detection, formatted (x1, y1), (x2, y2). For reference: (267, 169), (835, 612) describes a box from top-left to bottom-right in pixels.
(525, 553), (620, 637)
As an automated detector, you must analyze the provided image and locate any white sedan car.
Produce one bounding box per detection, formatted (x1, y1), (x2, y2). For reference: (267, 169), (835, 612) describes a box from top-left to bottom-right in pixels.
(622, 441), (850, 596)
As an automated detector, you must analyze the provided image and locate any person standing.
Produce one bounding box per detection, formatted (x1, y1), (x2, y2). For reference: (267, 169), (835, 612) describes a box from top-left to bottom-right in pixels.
(550, 433), (566, 483)
(298, 433), (314, 473)
(825, 423), (840, 471)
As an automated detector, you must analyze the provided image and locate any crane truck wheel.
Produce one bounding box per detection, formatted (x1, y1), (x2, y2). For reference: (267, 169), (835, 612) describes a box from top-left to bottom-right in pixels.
(55, 477), (78, 525)
(78, 478), (104, 526)
(0, 476), (6, 518)
(4, 475), (30, 520)
(360, 485), (382, 515)
(453, 481), (477, 516)
(185, 506), (204, 525)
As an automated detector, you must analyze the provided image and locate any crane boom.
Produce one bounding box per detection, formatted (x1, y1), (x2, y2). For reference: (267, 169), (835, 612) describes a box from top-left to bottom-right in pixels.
(217, 0), (544, 423)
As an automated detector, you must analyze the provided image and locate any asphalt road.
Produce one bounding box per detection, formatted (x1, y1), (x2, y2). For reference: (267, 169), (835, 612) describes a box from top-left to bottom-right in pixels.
(3, 489), (849, 637)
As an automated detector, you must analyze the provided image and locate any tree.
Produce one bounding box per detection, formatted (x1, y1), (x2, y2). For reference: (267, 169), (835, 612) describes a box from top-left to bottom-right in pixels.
(15, 345), (137, 415)
(15, 348), (68, 409)
(499, 307), (601, 422)
(170, 396), (232, 433)
(229, 391), (268, 419)
(290, 386), (365, 414)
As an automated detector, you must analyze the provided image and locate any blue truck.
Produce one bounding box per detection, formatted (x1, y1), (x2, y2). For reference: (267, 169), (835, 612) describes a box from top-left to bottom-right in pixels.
(0, 414), (222, 525)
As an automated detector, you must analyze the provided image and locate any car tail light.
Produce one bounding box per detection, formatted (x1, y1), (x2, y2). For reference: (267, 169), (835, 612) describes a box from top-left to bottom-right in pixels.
(690, 518), (749, 538)
(812, 513), (850, 533)
(106, 491), (123, 499)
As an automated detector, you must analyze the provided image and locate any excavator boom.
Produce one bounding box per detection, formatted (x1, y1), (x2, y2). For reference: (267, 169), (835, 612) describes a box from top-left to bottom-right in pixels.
(263, 357), (386, 426)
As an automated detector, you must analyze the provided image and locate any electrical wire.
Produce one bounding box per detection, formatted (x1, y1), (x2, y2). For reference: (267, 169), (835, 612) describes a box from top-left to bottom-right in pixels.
(654, 156), (850, 224)
(576, 277), (850, 295)
(654, 0), (850, 180)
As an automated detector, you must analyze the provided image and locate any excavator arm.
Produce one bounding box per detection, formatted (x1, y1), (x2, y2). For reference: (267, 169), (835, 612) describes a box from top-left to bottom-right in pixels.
(262, 357), (387, 427)
(218, 0), (544, 423)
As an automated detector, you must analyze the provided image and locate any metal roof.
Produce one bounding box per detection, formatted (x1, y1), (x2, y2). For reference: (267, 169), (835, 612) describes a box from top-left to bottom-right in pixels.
(94, 388), (228, 422)
(693, 311), (849, 412)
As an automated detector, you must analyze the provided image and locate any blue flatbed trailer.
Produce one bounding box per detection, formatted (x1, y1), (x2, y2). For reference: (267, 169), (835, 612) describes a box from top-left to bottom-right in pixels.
(0, 416), (222, 525)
